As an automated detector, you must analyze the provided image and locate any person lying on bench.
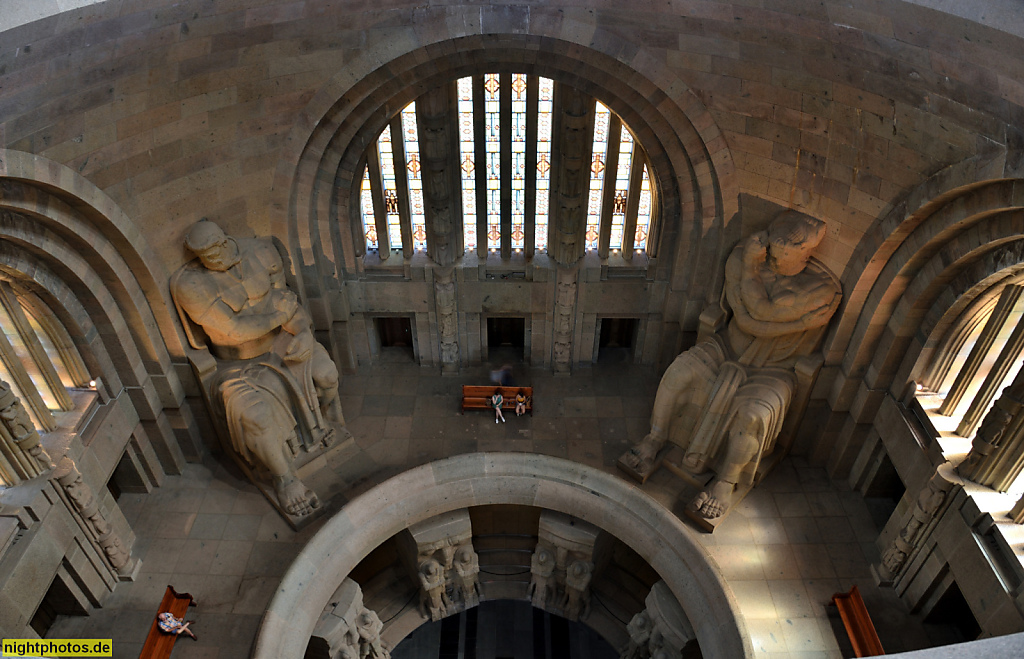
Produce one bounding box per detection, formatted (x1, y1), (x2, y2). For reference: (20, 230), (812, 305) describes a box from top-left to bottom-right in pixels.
(158, 612), (197, 640)
(491, 390), (505, 424)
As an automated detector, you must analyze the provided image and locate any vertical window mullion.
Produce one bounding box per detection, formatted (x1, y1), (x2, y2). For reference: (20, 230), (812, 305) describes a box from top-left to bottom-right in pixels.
(389, 115), (414, 259)
(525, 76), (538, 259)
(622, 148), (645, 261)
(597, 116), (622, 258)
(474, 75), (488, 258)
(366, 146), (393, 259)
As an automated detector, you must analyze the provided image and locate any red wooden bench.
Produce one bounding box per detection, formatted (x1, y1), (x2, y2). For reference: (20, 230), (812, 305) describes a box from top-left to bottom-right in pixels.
(830, 585), (884, 657)
(139, 585), (197, 659)
(461, 385), (532, 416)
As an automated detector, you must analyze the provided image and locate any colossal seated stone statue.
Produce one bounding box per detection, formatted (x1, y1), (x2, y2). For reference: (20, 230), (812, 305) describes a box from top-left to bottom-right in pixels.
(171, 220), (349, 519)
(619, 211), (841, 522)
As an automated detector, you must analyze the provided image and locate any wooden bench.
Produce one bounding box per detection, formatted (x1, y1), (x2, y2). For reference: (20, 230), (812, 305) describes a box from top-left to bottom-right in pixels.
(830, 585), (884, 657)
(140, 585), (197, 659)
(462, 385), (533, 416)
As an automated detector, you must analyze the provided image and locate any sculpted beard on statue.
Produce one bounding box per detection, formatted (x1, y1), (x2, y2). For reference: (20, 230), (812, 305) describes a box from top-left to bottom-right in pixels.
(620, 211), (841, 519)
(172, 220), (348, 517)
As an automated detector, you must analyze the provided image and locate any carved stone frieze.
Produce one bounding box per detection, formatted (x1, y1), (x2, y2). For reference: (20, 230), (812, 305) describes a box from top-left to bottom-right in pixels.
(311, 578), (390, 659)
(53, 456), (138, 580)
(876, 468), (955, 582)
(408, 509), (480, 620)
(434, 267), (459, 372)
(0, 380), (53, 484)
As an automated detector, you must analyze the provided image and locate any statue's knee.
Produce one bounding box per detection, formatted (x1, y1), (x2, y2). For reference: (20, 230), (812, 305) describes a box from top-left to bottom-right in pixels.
(312, 356), (339, 390)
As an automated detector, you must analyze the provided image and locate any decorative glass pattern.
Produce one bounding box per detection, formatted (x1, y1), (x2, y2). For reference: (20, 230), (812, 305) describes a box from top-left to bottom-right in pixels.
(609, 127), (634, 250)
(636, 164), (652, 250)
(401, 103), (427, 250)
(360, 167), (377, 250)
(458, 77), (476, 251)
(586, 102), (611, 250)
(535, 77), (554, 253)
(376, 125), (403, 249)
(511, 73), (527, 250)
(485, 73), (501, 251)
(358, 75), (654, 261)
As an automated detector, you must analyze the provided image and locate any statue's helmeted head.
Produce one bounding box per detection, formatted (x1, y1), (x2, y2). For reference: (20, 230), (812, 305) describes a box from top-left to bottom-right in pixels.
(185, 220), (238, 272)
(766, 211), (826, 276)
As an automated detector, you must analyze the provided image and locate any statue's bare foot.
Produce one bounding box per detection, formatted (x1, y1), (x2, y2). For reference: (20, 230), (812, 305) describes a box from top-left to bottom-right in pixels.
(276, 478), (320, 516)
(693, 479), (734, 519)
(317, 426), (337, 448)
(620, 433), (662, 472)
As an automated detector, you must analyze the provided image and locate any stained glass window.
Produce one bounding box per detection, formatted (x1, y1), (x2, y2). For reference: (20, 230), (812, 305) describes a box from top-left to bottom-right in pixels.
(484, 73), (501, 251)
(359, 76), (654, 262)
(609, 128), (633, 251)
(458, 77), (477, 251)
(402, 103), (427, 250)
(586, 102), (612, 250)
(636, 165), (652, 251)
(376, 125), (403, 249)
(511, 73), (527, 251)
(535, 77), (554, 253)
(361, 168), (377, 250)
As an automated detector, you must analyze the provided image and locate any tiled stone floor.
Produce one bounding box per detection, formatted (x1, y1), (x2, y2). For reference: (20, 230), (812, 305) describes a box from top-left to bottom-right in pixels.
(48, 349), (943, 658)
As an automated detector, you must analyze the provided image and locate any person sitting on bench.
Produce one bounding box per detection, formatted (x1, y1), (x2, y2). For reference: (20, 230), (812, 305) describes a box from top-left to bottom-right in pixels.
(158, 612), (197, 640)
(515, 390), (530, 417)
(491, 390), (505, 424)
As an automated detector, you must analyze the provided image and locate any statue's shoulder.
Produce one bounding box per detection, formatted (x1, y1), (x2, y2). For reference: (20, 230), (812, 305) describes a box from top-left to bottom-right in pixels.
(170, 260), (215, 298)
(805, 256), (842, 294)
(239, 236), (286, 277)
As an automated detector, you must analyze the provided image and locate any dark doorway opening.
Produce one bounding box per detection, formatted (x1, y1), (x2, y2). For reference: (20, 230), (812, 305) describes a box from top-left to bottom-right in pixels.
(923, 581), (981, 645)
(487, 317), (525, 348)
(377, 317), (413, 347)
(376, 317), (415, 362)
(598, 317), (637, 363)
(30, 577), (87, 638)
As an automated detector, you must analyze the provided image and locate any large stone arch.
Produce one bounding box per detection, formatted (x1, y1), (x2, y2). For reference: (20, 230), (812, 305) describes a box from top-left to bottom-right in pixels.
(272, 14), (735, 325)
(254, 453), (752, 659)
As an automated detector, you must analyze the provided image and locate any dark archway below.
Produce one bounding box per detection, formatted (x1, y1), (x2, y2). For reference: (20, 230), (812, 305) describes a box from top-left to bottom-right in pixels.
(391, 600), (618, 659)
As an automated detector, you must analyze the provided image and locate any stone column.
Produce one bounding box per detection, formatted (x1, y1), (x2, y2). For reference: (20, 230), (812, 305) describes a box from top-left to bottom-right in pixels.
(552, 267), (578, 374)
(875, 468), (955, 584)
(53, 457), (138, 580)
(549, 84), (594, 267)
(958, 366), (1024, 492)
(416, 84), (462, 267)
(434, 267), (460, 374)
(408, 509), (479, 621)
(527, 510), (598, 621)
(0, 380), (53, 485)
